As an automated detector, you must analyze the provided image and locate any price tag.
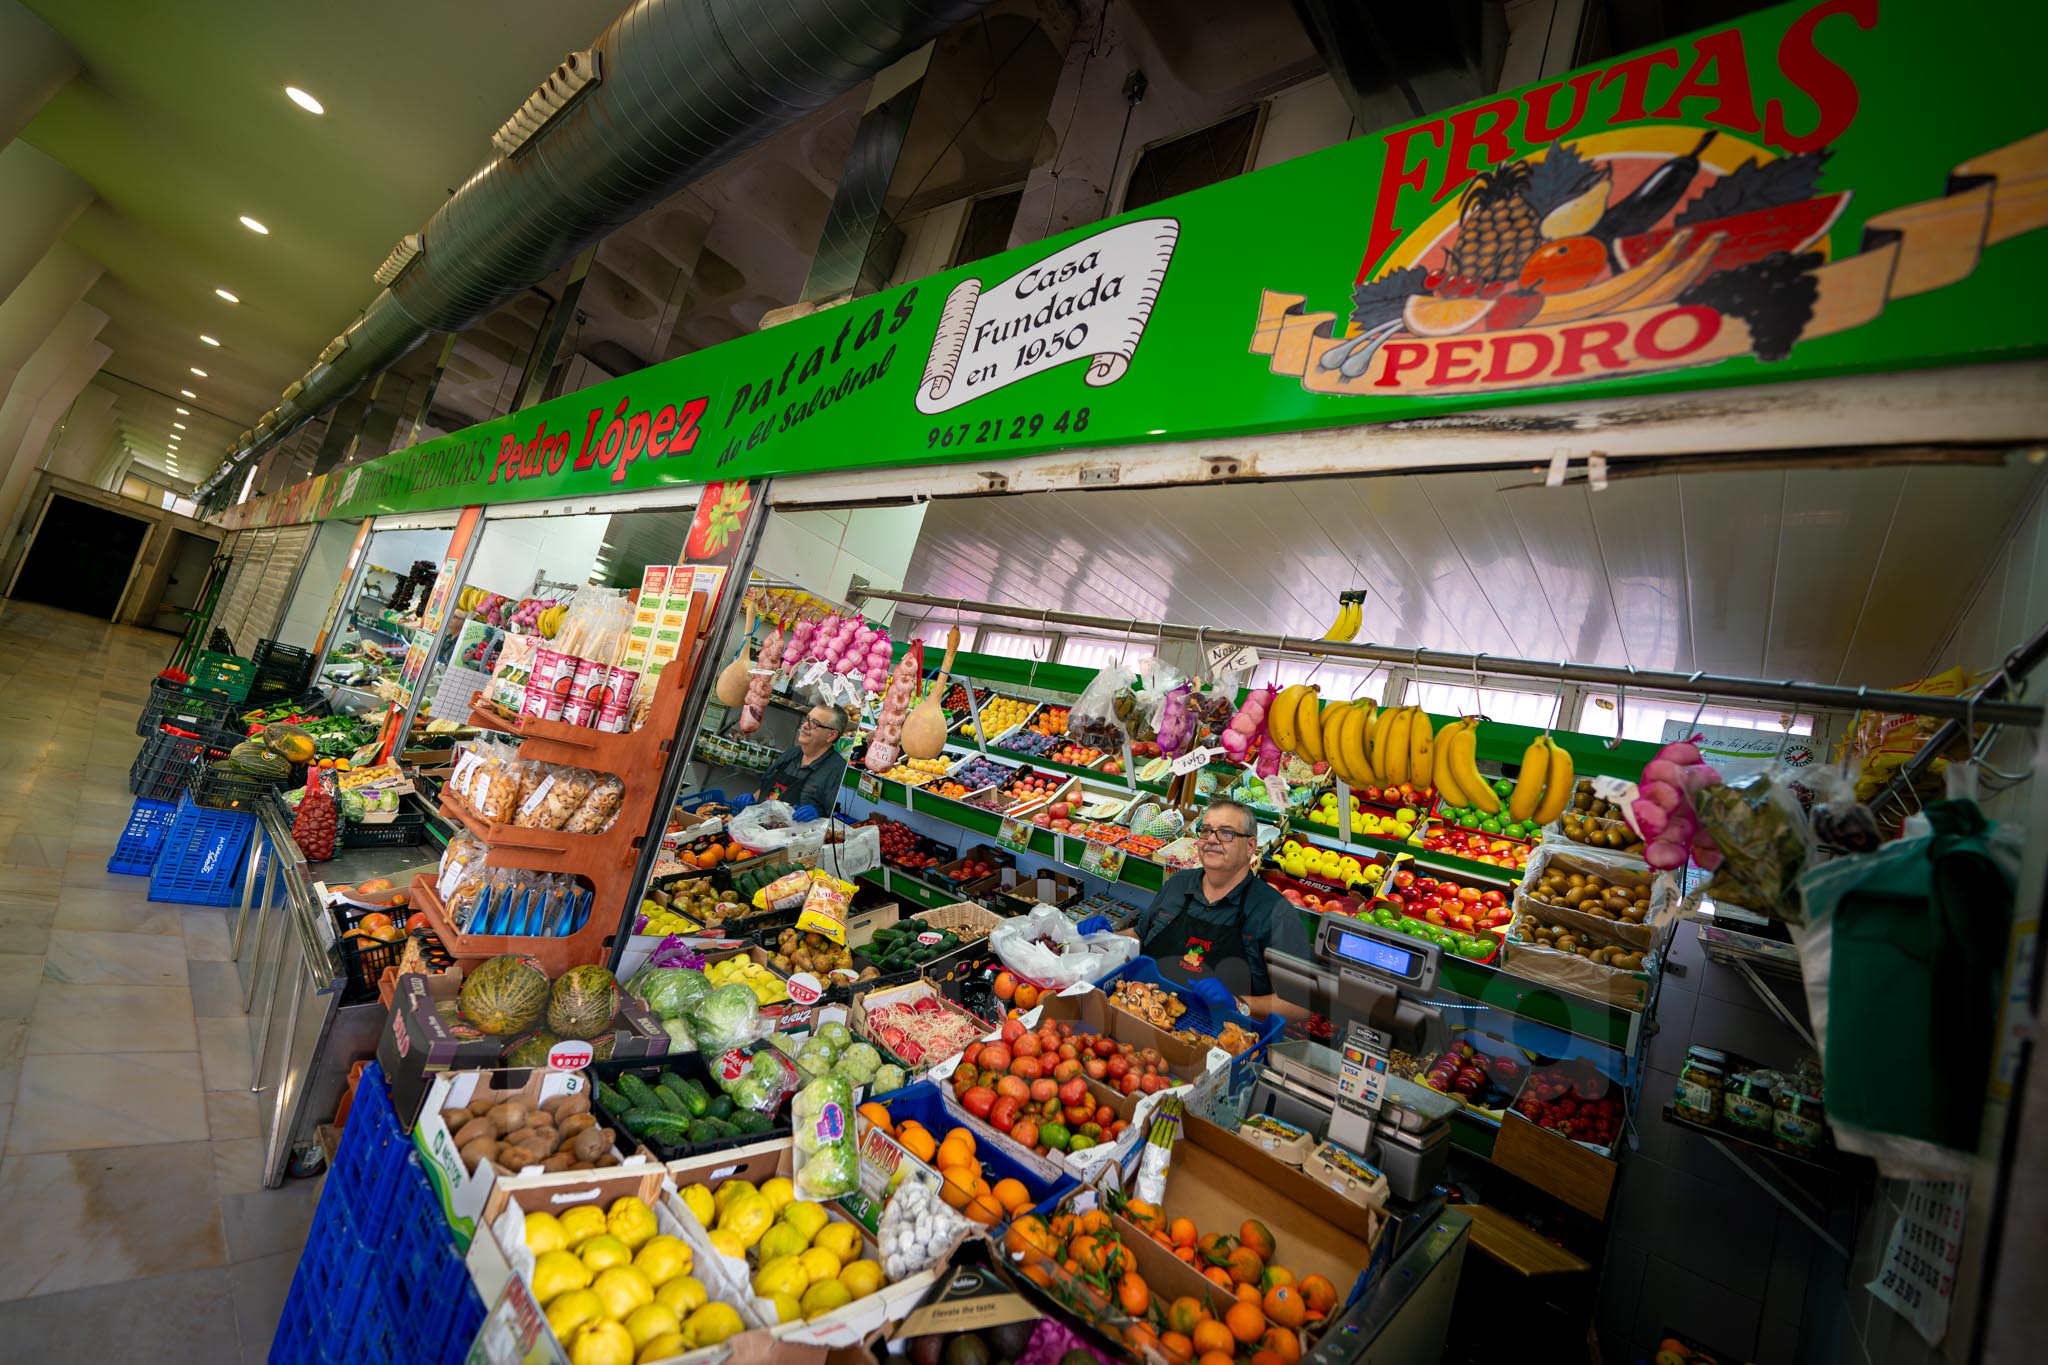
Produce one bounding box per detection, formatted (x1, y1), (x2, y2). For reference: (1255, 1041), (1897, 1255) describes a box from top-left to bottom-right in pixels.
(997, 815), (1035, 852)
(1207, 642), (1261, 676)
(798, 660), (828, 688)
(916, 930), (944, 946)
(857, 772), (881, 802)
(1081, 841), (1126, 879)
(785, 972), (824, 1005)
(1170, 745), (1224, 775)
(1265, 767), (1291, 808)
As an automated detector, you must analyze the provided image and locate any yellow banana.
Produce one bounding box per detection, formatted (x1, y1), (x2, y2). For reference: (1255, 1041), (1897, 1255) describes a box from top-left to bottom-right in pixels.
(1408, 711), (1435, 793)
(1344, 700), (1379, 787)
(1383, 708), (1413, 787)
(1318, 702), (1355, 783)
(1321, 596), (1361, 643)
(1509, 737), (1551, 822)
(1269, 685), (1307, 754)
(1433, 720), (1471, 807)
(1294, 688), (1325, 763)
(1368, 705), (1399, 779)
(1534, 739), (1575, 825)
(1452, 724), (1501, 815)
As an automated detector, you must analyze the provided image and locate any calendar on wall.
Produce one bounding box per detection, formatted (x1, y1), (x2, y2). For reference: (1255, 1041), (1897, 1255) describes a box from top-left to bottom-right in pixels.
(1869, 1179), (1967, 1345)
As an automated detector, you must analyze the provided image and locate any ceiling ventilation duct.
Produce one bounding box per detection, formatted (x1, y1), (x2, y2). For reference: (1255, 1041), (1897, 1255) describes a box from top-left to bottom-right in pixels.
(203, 0), (992, 497)
(373, 235), (425, 288)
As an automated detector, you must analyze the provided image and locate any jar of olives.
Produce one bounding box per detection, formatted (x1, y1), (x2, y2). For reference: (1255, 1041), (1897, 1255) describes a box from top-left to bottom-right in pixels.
(1774, 1087), (1825, 1153)
(1674, 1051), (1725, 1123)
(1724, 1072), (1775, 1134)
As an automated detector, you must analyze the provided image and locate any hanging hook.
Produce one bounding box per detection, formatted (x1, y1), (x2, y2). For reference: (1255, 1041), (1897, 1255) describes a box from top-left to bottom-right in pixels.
(1605, 669), (1633, 749)
(1470, 652), (1487, 718)
(1550, 672), (1568, 734)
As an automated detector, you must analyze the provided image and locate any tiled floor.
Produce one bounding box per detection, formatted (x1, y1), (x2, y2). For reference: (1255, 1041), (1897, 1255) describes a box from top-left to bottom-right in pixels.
(0, 600), (317, 1363)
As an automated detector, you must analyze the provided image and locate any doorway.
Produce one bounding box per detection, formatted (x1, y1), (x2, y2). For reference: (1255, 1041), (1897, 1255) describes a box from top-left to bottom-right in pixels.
(10, 494), (149, 618)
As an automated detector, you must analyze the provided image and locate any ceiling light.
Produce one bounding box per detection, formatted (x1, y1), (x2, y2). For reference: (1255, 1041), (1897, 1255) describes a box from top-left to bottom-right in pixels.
(172, 421), (186, 429)
(215, 288), (240, 304)
(179, 389), (196, 399)
(190, 367), (207, 377)
(175, 407), (189, 415)
(200, 335), (220, 347)
(238, 215), (269, 235)
(284, 86), (324, 115)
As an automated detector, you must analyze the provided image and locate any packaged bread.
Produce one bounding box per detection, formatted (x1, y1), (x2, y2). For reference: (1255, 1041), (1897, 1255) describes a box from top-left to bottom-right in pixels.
(517, 767), (598, 831)
(563, 775), (625, 835)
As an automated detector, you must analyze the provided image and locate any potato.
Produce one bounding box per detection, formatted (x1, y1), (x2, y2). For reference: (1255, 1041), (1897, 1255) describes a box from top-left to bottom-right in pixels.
(568, 1127), (613, 1164)
(488, 1101), (528, 1134)
(459, 1137), (503, 1169)
(453, 1117), (497, 1149)
(558, 1113), (598, 1141)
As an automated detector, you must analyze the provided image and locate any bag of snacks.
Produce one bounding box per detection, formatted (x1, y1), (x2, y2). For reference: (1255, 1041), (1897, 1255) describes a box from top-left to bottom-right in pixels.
(563, 774), (625, 834)
(795, 875), (854, 944)
(516, 766), (597, 830)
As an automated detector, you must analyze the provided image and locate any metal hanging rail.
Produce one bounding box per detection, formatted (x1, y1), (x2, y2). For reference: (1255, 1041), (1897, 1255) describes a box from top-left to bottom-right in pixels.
(1870, 617), (2048, 812)
(849, 588), (2048, 729)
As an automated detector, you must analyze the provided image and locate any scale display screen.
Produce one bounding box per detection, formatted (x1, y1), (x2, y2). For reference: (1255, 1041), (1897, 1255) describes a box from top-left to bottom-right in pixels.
(1331, 929), (1417, 979)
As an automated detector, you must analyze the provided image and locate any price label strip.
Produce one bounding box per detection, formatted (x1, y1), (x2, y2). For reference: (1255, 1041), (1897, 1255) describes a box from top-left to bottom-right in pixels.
(1080, 839), (1126, 880)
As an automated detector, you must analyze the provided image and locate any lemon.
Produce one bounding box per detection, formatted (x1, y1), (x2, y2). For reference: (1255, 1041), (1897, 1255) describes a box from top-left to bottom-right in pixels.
(545, 1287), (604, 1339)
(526, 1211), (569, 1254)
(683, 1302), (745, 1347)
(756, 1222), (810, 1264)
(633, 1235), (690, 1287)
(812, 1222), (862, 1264)
(800, 1278), (854, 1320)
(758, 1176), (795, 1213)
(637, 1332), (690, 1364)
(559, 1205), (609, 1249)
(607, 1196), (659, 1251)
(779, 1200), (830, 1243)
(838, 1259), (885, 1299)
(567, 1319), (636, 1365)
(707, 1228), (746, 1261)
(621, 1302), (681, 1350)
(680, 1183), (716, 1228)
(654, 1275), (707, 1316)
(798, 1246), (842, 1284)
(712, 1179), (756, 1215)
(579, 1235), (633, 1273)
(769, 1291), (801, 1323)
(590, 1266), (655, 1321)
(753, 1254), (809, 1300)
(533, 1250), (595, 1305)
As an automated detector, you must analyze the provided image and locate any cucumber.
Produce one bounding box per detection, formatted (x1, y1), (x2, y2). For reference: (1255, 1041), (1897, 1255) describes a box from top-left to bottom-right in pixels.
(619, 1074), (663, 1112)
(623, 1108), (689, 1137)
(729, 1110), (771, 1135)
(651, 1084), (687, 1114)
(596, 1080), (631, 1113)
(705, 1095), (734, 1121)
(659, 1074), (710, 1117)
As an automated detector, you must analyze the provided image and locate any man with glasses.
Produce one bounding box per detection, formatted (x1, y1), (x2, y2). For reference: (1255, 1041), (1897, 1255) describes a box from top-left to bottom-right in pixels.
(1082, 798), (1310, 1023)
(731, 704), (850, 822)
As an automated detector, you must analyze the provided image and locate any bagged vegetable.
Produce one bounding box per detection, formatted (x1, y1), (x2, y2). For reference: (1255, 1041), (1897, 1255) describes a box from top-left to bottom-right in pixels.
(792, 1073), (858, 1197)
(686, 981), (767, 1052)
(755, 869), (815, 911)
(988, 906), (1139, 989)
(878, 1178), (970, 1280)
(1070, 661), (1137, 750)
(729, 800), (827, 854)
(795, 875), (854, 944)
(659, 1014), (697, 1054)
(713, 1042), (801, 1113)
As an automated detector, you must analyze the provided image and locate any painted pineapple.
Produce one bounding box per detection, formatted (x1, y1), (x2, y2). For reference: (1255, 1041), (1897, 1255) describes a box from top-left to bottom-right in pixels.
(1444, 161), (1542, 285)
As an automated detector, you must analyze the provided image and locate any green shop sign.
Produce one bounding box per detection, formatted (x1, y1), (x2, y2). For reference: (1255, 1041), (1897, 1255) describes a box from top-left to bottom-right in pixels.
(230, 0), (2047, 528)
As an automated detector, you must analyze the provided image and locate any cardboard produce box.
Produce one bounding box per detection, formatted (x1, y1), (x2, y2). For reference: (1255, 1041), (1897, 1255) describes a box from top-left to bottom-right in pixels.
(984, 866), (1084, 912)
(377, 972), (668, 1126)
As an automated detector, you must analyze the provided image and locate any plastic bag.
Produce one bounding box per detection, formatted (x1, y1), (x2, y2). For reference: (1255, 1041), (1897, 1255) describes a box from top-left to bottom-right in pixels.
(813, 821), (880, 880)
(1070, 662), (1137, 750)
(1696, 770), (1813, 922)
(1805, 762), (1881, 855)
(791, 1073), (858, 1197)
(728, 800), (828, 854)
(631, 966), (711, 1018)
(712, 1041), (801, 1113)
(1133, 654), (1188, 738)
(988, 906), (1139, 989)
(687, 981), (768, 1052)
(795, 875), (854, 944)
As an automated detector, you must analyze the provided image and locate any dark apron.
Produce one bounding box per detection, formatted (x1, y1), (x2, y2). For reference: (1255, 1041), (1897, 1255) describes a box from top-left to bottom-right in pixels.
(1144, 904), (1255, 996)
(762, 751), (818, 805)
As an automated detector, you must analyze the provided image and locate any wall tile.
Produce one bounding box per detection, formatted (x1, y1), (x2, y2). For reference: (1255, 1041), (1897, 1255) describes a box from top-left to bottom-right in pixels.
(1632, 1252), (1762, 1361)
(1690, 992), (1811, 1071)
(1647, 983), (1699, 1075)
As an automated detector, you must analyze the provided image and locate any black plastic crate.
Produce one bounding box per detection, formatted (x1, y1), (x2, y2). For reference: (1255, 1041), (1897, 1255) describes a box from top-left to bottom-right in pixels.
(747, 925), (917, 1005)
(136, 677), (241, 740)
(193, 760), (297, 813)
(339, 812), (427, 848)
(249, 639), (317, 700)
(129, 724), (239, 803)
(588, 1053), (791, 1163)
(328, 903), (422, 1007)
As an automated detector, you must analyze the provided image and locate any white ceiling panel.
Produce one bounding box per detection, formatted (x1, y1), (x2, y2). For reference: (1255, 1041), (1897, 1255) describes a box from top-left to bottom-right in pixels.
(894, 456), (2048, 690)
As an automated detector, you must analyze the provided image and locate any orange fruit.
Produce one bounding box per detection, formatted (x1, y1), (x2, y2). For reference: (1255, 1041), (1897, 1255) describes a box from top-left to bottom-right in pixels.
(1191, 1320), (1235, 1356)
(1260, 1265), (1295, 1292)
(1251, 1354), (1286, 1365)
(1263, 1285), (1305, 1329)
(1116, 1272), (1150, 1317)
(1235, 1283), (1262, 1305)
(965, 1191), (1005, 1225)
(1158, 1331), (1194, 1365)
(1198, 1231), (1236, 1266)
(1165, 1296), (1208, 1336)
(942, 1126), (975, 1154)
(857, 1102), (896, 1137)
(1239, 1219), (1276, 1262)
(1299, 1274), (1338, 1315)
(1260, 1327), (1301, 1364)
(1204, 1266), (1234, 1290)
(1124, 1324), (1161, 1356)
(1170, 1217), (1198, 1248)
(700, 845), (724, 867)
(1125, 1199), (1164, 1234)
(937, 1170), (973, 1209)
(1227, 1246), (1265, 1285)
(1198, 1353), (1235, 1365)
(992, 1178), (1032, 1213)
(1225, 1301), (1268, 1344)
(1004, 1215), (1056, 1260)
(1022, 1262), (1054, 1289)
(895, 1124), (934, 1162)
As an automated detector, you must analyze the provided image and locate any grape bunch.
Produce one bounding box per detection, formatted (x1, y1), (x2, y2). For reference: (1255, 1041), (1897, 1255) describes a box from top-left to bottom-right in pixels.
(1680, 250), (1821, 363)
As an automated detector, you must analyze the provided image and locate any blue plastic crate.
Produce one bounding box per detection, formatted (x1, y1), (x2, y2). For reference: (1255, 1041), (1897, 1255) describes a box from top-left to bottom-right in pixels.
(1095, 955), (1286, 1089)
(106, 798), (179, 875)
(430, 1283), (487, 1365)
(147, 797), (256, 907)
(876, 1081), (1076, 1219)
(267, 1295), (316, 1365)
(341, 1289), (401, 1365)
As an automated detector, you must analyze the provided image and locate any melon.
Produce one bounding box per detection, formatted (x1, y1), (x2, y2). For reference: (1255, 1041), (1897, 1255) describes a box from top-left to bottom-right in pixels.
(227, 742), (291, 782)
(262, 723), (317, 765)
(503, 1031), (560, 1068)
(546, 964), (621, 1040)
(459, 955), (551, 1036)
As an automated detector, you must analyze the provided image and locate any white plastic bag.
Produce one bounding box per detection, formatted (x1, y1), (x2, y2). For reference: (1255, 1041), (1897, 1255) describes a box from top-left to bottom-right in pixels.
(728, 800), (830, 854)
(988, 906), (1139, 988)
(814, 821), (880, 880)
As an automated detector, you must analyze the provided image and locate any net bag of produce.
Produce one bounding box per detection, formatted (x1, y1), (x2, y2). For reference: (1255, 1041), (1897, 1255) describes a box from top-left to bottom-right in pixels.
(989, 906), (1139, 989)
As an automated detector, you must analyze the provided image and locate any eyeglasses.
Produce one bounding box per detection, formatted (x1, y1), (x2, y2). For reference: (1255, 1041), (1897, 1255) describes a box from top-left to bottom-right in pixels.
(799, 717), (840, 733)
(1194, 824), (1250, 843)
